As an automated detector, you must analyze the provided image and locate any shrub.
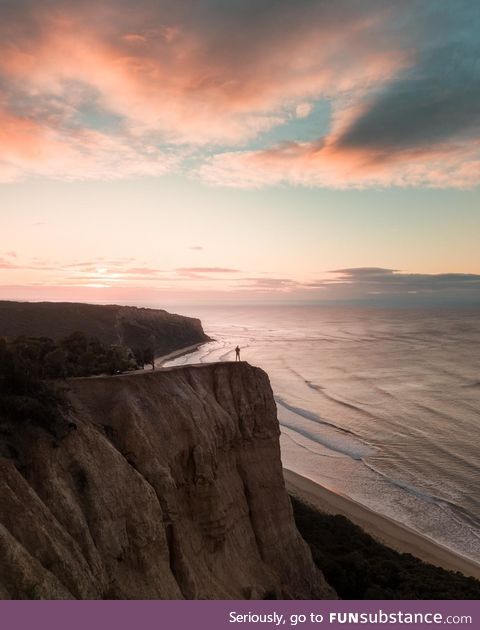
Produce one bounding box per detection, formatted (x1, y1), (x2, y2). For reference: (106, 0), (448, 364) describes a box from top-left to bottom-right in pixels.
(291, 496), (480, 599)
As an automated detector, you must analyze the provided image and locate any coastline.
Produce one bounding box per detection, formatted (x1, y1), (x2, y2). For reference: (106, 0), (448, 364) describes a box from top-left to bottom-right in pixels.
(84, 342), (210, 379)
(156, 341), (208, 366)
(284, 468), (480, 580)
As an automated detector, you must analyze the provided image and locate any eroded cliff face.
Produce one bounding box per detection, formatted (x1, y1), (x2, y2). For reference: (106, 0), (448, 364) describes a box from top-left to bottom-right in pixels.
(0, 363), (334, 599)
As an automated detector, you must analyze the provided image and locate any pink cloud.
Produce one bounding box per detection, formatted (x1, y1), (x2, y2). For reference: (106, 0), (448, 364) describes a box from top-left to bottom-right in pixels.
(176, 267), (240, 273)
(0, 258), (17, 270)
(0, 1), (478, 189)
(125, 267), (164, 275)
(0, 1), (410, 182)
(198, 137), (480, 190)
(0, 106), (179, 182)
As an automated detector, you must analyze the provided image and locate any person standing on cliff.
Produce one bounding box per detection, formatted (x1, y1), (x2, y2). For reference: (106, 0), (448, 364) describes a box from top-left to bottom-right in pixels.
(235, 345), (241, 361)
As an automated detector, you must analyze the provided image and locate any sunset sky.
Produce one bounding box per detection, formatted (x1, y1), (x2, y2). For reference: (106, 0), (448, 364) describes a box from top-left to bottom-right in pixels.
(2, 0), (480, 306)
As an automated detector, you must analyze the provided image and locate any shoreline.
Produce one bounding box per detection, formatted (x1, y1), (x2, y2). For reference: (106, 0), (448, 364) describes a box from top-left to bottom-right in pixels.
(156, 341), (208, 366)
(80, 342), (210, 379)
(284, 468), (480, 581)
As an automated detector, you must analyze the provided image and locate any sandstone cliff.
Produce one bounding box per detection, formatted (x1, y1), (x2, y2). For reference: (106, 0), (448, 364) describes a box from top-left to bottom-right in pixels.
(0, 301), (209, 356)
(0, 362), (334, 599)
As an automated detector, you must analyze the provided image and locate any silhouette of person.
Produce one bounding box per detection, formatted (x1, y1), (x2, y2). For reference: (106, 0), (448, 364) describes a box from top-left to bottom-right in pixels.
(235, 345), (241, 361)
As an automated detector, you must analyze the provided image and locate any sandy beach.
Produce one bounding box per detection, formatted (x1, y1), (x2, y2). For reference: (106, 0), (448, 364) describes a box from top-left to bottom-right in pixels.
(156, 342), (207, 366)
(284, 468), (480, 581)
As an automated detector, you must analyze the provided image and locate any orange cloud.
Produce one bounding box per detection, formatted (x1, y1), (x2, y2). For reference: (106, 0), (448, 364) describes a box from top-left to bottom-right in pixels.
(1, 1), (478, 188)
(0, 108), (178, 182)
(198, 135), (480, 190)
(0, 0), (410, 181)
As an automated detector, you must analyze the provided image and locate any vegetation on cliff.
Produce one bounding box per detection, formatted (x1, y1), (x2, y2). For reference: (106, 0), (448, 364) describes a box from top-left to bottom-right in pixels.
(0, 337), (67, 429)
(0, 301), (209, 356)
(1, 333), (145, 378)
(291, 496), (480, 599)
(0, 301), (209, 431)
(0, 333), (151, 428)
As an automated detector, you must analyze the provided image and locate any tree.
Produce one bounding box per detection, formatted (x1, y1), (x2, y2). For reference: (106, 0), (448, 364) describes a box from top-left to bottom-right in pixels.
(143, 347), (155, 370)
(132, 347), (145, 369)
(61, 331), (88, 357)
(44, 348), (67, 379)
(105, 345), (132, 375)
(79, 350), (97, 376)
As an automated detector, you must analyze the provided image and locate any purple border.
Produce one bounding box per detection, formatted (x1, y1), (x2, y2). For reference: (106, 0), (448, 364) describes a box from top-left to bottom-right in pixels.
(1, 600), (478, 630)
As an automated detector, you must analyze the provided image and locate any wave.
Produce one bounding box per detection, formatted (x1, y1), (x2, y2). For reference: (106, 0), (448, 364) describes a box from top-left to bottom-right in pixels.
(363, 461), (480, 542)
(284, 365), (384, 414)
(413, 402), (460, 425)
(280, 426), (345, 459)
(278, 391), (480, 547)
(275, 397), (376, 460)
(309, 385), (380, 419)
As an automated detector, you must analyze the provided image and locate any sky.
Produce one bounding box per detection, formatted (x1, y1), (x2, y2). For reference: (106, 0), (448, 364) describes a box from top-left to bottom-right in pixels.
(1, 0), (480, 306)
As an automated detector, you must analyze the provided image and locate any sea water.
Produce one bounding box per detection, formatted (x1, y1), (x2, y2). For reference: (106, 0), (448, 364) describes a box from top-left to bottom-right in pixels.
(164, 305), (480, 563)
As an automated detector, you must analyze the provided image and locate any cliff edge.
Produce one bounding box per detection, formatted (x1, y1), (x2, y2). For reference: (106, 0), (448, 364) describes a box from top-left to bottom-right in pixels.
(0, 362), (334, 599)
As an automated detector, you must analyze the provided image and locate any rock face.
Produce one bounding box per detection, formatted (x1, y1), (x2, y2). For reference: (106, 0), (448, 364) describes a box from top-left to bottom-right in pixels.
(0, 301), (209, 355)
(0, 362), (334, 599)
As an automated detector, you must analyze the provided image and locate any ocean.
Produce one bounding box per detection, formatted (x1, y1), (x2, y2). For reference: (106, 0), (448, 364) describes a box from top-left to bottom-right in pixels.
(164, 305), (480, 564)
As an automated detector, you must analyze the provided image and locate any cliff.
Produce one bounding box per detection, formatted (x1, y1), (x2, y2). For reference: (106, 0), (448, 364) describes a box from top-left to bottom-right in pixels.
(0, 301), (209, 356)
(0, 362), (334, 599)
